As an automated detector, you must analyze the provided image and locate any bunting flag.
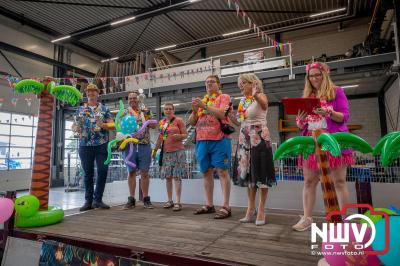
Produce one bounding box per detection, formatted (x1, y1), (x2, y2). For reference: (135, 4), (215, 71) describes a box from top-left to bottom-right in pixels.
(112, 77), (119, 86)
(224, 0), (288, 50)
(11, 98), (18, 107)
(0, 98), (3, 108)
(69, 77), (77, 87)
(100, 77), (107, 88)
(25, 98), (32, 107)
(86, 77), (94, 84)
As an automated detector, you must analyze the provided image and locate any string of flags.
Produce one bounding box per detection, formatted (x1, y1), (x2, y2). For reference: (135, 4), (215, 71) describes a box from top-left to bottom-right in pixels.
(225, 0), (288, 53)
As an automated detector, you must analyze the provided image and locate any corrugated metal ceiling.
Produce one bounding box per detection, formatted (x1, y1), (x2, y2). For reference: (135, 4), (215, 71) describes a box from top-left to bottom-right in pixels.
(0, 0), (377, 57)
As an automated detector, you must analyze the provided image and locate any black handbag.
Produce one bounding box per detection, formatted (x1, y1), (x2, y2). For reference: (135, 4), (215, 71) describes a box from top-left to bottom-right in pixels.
(219, 102), (235, 135)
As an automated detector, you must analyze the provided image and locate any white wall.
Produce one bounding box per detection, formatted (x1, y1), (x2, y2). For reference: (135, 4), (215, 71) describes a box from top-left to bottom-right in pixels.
(384, 77), (400, 132)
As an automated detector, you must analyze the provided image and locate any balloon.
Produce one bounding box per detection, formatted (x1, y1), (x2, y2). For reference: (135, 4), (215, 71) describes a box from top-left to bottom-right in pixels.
(115, 100), (125, 132)
(0, 198), (15, 223)
(119, 138), (139, 150)
(120, 115), (138, 135)
(322, 224), (381, 266)
(131, 119), (157, 137)
(362, 208), (397, 226)
(273, 136), (315, 160)
(331, 132), (373, 154)
(372, 216), (400, 266)
(124, 142), (137, 169)
(14, 195), (40, 217)
(14, 79), (45, 94)
(104, 139), (118, 165)
(381, 133), (400, 166)
(317, 133), (341, 157)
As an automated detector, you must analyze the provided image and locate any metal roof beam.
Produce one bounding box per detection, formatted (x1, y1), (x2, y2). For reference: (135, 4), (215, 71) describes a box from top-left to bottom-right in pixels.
(0, 41), (95, 77)
(14, 0), (145, 10)
(67, 0), (200, 40)
(0, 6), (110, 58)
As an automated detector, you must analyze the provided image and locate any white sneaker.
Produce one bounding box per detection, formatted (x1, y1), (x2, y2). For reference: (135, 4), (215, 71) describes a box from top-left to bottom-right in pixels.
(292, 215), (313, 231)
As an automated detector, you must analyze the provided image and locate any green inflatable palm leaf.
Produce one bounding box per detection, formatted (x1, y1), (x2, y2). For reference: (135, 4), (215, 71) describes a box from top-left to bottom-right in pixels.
(331, 132), (372, 154)
(14, 79), (45, 95)
(381, 134), (400, 166)
(317, 133), (341, 157)
(273, 136), (314, 160)
(373, 131), (400, 156)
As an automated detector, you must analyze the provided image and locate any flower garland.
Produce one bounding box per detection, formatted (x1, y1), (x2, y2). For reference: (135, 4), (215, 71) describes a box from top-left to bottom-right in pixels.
(197, 92), (220, 117)
(236, 96), (254, 122)
(159, 119), (169, 140)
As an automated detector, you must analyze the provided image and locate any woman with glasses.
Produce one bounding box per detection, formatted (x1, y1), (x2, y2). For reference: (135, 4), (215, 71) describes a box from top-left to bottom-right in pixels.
(292, 62), (352, 231)
(227, 73), (276, 226)
(153, 103), (188, 211)
(189, 75), (233, 219)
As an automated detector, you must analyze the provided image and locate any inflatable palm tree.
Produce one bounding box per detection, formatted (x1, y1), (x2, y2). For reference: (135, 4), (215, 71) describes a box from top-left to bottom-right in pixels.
(274, 130), (372, 222)
(373, 131), (400, 166)
(14, 78), (81, 210)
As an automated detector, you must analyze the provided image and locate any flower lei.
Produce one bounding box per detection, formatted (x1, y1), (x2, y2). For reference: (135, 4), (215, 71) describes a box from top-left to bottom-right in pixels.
(236, 96), (254, 122)
(159, 119), (168, 140)
(197, 92), (220, 117)
(159, 117), (174, 140)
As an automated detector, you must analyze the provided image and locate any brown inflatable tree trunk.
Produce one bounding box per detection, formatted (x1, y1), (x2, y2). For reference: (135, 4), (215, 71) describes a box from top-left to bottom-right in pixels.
(312, 129), (343, 223)
(30, 89), (54, 210)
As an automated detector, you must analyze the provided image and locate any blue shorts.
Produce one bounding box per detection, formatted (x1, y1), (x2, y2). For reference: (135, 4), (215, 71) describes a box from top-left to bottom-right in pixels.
(123, 144), (152, 173)
(195, 138), (232, 173)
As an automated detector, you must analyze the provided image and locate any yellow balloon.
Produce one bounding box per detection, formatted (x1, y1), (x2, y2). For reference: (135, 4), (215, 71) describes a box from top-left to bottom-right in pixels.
(119, 138), (139, 150)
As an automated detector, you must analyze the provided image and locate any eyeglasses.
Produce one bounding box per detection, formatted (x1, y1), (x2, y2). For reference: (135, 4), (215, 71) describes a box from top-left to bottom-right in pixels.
(308, 73), (323, 79)
(205, 80), (217, 84)
(164, 108), (174, 110)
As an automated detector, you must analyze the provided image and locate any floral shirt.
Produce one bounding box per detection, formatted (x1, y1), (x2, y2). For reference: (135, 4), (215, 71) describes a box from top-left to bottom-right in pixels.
(75, 103), (112, 147)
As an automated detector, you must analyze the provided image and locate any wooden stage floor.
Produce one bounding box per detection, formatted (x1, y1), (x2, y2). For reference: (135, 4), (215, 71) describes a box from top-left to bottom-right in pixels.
(21, 204), (324, 266)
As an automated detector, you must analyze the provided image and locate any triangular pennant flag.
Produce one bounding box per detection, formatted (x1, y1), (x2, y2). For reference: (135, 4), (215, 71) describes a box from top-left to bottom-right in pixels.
(253, 24), (257, 33)
(112, 77), (119, 86)
(69, 78), (77, 87)
(0, 98), (3, 108)
(227, 0), (231, 8)
(11, 98), (18, 107)
(100, 77), (107, 88)
(25, 98), (32, 107)
(242, 11), (246, 24)
(248, 17), (252, 29)
(86, 77), (94, 84)
(235, 2), (240, 16)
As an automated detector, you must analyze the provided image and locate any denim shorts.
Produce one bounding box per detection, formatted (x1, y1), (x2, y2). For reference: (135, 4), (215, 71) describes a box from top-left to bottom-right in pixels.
(123, 144), (152, 172)
(195, 138), (232, 173)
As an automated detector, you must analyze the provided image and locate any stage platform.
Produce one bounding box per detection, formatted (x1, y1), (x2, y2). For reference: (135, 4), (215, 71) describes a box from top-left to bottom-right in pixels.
(14, 204), (324, 266)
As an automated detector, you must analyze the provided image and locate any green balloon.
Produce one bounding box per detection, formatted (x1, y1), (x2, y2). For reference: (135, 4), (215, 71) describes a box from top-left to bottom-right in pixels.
(362, 208), (397, 226)
(14, 195), (40, 217)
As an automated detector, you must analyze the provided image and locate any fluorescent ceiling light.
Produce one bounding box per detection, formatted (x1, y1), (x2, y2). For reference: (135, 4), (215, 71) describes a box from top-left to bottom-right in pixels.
(222, 29), (250, 37)
(51, 35), (71, 43)
(341, 84), (359, 89)
(101, 57), (119, 63)
(189, 0), (201, 2)
(309, 7), (346, 18)
(110, 16), (136, 26)
(155, 44), (177, 51)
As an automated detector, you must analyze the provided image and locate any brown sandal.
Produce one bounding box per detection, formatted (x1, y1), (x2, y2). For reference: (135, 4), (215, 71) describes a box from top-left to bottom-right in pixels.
(163, 201), (174, 209)
(214, 206), (232, 219)
(172, 203), (182, 211)
(193, 205), (215, 215)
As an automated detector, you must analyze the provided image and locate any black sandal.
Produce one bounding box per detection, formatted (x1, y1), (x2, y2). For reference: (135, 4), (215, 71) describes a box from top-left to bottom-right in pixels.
(214, 206), (232, 219)
(193, 205), (215, 215)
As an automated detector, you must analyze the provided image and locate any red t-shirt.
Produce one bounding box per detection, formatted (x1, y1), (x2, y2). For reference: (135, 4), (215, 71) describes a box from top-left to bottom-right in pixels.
(196, 94), (231, 141)
(161, 117), (186, 152)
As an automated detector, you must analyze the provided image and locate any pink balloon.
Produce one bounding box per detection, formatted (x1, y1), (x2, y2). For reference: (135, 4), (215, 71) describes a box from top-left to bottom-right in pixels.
(0, 198), (15, 223)
(322, 224), (381, 266)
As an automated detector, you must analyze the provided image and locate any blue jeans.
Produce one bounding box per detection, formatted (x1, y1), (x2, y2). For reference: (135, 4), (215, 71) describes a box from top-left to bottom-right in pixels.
(78, 143), (109, 203)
